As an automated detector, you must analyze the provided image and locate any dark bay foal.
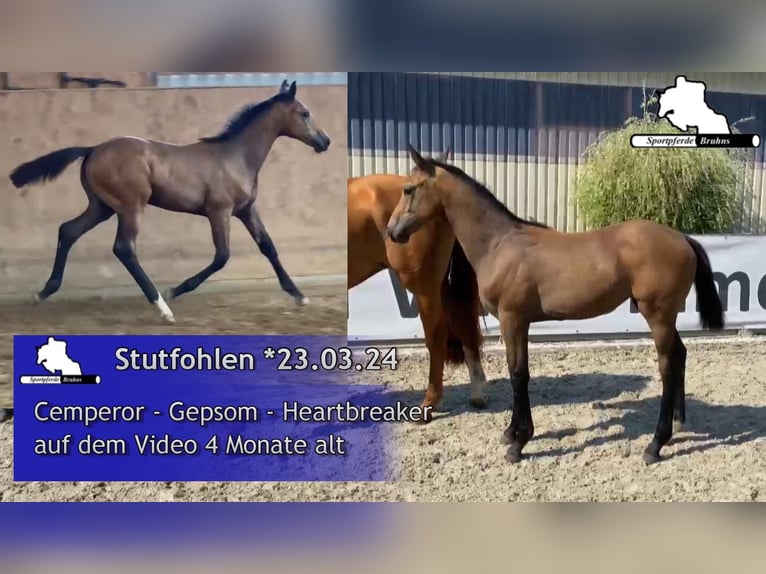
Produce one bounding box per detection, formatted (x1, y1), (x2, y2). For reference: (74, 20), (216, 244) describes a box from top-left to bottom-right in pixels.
(386, 145), (724, 465)
(9, 80), (330, 322)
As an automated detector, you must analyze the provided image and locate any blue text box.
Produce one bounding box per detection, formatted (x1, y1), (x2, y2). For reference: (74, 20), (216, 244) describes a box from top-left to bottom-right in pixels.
(14, 335), (393, 482)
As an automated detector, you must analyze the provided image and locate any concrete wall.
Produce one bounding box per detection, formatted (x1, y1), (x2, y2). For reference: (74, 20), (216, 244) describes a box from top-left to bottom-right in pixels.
(2, 73), (153, 89)
(0, 85), (347, 296)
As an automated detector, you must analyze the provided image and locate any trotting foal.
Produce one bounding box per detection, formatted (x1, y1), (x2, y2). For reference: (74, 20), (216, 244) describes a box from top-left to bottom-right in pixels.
(387, 145), (724, 465)
(9, 80), (331, 322)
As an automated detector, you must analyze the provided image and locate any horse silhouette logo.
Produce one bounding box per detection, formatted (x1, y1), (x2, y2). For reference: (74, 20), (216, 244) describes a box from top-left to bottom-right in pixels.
(20, 337), (100, 385)
(656, 75), (731, 134)
(36, 337), (82, 376)
(631, 75), (760, 149)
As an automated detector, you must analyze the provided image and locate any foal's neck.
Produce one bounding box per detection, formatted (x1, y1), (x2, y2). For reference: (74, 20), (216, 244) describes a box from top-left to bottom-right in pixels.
(437, 177), (521, 269)
(224, 113), (282, 175)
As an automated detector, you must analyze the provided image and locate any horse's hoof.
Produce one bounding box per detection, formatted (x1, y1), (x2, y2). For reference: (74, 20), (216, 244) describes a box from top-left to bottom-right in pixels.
(164, 288), (176, 301)
(505, 445), (523, 464)
(155, 295), (175, 323)
(31, 293), (42, 305)
(500, 429), (515, 445)
(469, 396), (488, 410)
(413, 407), (434, 425)
(295, 296), (310, 306)
(642, 450), (662, 465)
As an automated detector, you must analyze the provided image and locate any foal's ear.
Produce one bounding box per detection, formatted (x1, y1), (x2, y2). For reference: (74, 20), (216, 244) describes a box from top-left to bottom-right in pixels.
(435, 147), (451, 163)
(287, 81), (297, 100)
(407, 144), (436, 177)
(279, 79), (290, 93)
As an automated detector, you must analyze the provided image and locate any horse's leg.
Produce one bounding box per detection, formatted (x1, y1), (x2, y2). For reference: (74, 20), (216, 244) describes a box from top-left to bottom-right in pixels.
(672, 329), (687, 433)
(440, 257), (487, 408)
(499, 313), (533, 463)
(414, 292), (447, 422)
(445, 302), (487, 408)
(464, 346), (488, 409)
(640, 306), (681, 464)
(35, 199), (114, 302)
(237, 204), (307, 305)
(112, 211), (174, 323)
(167, 209), (231, 299)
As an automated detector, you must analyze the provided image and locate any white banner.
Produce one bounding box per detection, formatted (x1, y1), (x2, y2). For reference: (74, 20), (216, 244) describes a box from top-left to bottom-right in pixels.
(348, 235), (766, 342)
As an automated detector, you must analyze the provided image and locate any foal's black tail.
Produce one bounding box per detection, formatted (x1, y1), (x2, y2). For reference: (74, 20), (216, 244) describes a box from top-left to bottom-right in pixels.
(9, 146), (93, 188)
(685, 236), (724, 331)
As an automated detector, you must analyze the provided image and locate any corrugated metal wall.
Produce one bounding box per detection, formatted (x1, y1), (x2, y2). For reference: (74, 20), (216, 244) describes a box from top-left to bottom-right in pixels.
(348, 72), (766, 233)
(416, 73), (766, 95)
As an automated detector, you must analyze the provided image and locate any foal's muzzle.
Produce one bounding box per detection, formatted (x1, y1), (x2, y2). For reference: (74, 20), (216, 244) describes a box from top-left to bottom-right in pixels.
(312, 132), (331, 153)
(386, 222), (411, 244)
(386, 211), (419, 243)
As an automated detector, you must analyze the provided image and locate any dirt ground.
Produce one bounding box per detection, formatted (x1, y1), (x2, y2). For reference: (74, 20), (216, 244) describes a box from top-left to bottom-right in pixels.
(2, 335), (764, 502)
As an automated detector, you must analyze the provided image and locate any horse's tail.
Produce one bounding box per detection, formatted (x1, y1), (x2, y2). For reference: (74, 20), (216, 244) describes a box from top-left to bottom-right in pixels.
(685, 236), (724, 331)
(442, 240), (483, 364)
(9, 146), (93, 189)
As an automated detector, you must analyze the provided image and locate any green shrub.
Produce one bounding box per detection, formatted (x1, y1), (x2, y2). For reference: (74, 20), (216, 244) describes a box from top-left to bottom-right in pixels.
(576, 92), (749, 234)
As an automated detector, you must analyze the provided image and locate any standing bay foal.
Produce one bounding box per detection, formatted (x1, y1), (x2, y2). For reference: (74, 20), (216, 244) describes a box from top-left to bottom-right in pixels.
(387, 145), (724, 465)
(9, 80), (331, 322)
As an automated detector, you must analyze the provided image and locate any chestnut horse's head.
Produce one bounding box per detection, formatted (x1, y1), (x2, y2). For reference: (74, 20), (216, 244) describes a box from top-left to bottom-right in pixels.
(386, 144), (450, 243)
(274, 80), (331, 153)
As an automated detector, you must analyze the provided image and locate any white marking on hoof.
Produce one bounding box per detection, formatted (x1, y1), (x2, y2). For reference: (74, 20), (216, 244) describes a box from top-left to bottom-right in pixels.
(296, 296), (310, 306)
(672, 420), (685, 434)
(31, 293), (41, 304)
(155, 294), (175, 323)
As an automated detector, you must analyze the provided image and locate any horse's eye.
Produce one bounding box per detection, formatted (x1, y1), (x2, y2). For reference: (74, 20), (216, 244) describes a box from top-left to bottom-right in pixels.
(403, 185), (416, 195)
(301, 110), (310, 118)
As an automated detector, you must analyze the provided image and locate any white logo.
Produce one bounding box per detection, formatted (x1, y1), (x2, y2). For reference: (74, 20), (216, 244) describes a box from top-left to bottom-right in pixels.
(21, 337), (100, 385)
(657, 75), (731, 134)
(36, 337), (82, 375)
(631, 75), (760, 149)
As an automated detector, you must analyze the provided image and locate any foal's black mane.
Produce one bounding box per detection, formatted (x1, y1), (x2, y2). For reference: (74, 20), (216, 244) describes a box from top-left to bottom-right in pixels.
(199, 91), (293, 143)
(430, 160), (551, 229)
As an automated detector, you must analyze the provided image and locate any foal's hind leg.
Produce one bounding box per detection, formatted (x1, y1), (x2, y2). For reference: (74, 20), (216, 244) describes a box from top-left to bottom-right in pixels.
(672, 330), (687, 434)
(35, 199), (114, 302)
(640, 305), (683, 464)
(167, 209), (231, 300)
(237, 204), (308, 305)
(112, 211), (174, 323)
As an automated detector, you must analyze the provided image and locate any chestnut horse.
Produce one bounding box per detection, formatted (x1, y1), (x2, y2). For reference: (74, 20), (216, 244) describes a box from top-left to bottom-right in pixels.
(9, 80), (331, 322)
(348, 152), (488, 418)
(387, 145), (724, 464)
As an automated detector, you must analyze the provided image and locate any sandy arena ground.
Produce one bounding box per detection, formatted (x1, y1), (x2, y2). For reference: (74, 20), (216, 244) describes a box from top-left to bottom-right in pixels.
(1, 332), (764, 502)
